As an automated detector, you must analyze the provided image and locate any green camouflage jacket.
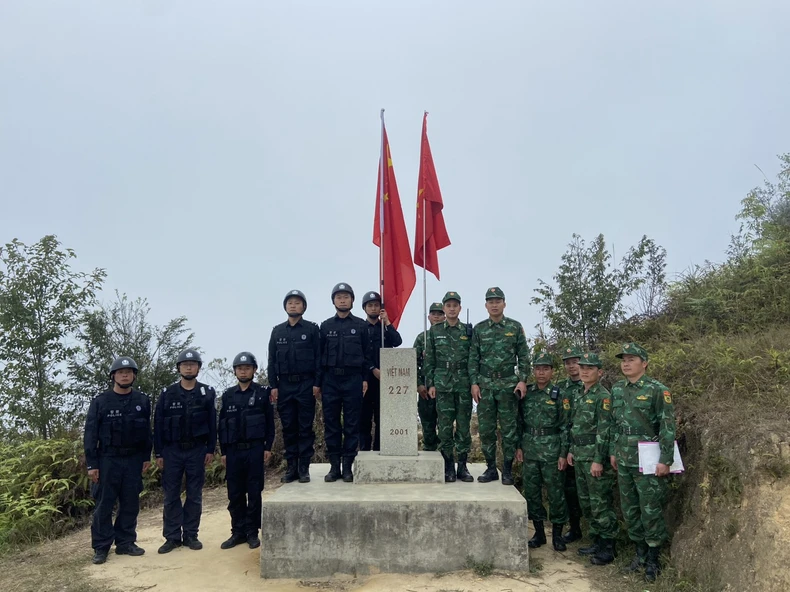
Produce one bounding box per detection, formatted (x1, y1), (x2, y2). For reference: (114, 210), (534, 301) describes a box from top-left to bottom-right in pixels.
(468, 316), (530, 387)
(518, 382), (569, 461)
(424, 320), (471, 392)
(568, 382), (612, 464)
(610, 374), (676, 468)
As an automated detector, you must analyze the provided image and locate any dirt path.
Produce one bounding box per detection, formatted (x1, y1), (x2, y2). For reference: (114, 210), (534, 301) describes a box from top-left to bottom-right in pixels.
(79, 482), (599, 592)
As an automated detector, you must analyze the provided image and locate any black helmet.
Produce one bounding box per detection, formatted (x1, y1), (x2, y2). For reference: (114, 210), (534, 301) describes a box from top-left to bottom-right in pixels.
(109, 356), (138, 376)
(176, 348), (203, 368)
(331, 282), (355, 301)
(232, 351), (258, 368)
(362, 291), (382, 307)
(283, 289), (307, 313)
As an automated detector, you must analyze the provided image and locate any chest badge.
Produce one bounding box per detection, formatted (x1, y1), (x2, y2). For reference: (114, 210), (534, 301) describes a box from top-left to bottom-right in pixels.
(351, 329), (356, 335)
(301, 334), (307, 340)
(585, 399), (594, 404)
(636, 395), (649, 401)
(136, 405), (142, 411)
(545, 400), (556, 405)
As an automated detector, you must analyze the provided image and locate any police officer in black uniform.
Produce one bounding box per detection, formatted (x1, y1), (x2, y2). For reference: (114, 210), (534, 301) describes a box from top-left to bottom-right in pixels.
(218, 352), (275, 550)
(83, 356), (152, 565)
(360, 290), (402, 451)
(154, 348), (217, 554)
(319, 283), (374, 482)
(267, 289), (320, 483)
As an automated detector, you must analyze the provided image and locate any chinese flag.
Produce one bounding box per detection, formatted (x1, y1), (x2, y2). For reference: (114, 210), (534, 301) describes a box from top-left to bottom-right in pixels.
(373, 124), (416, 329)
(414, 113), (450, 279)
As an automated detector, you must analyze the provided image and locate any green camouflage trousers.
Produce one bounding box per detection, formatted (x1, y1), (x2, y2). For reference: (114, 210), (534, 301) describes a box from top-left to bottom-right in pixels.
(618, 465), (669, 547)
(477, 387), (519, 460)
(564, 464), (583, 521)
(436, 389), (472, 456)
(418, 395), (439, 451)
(522, 459), (569, 524)
(574, 460), (618, 539)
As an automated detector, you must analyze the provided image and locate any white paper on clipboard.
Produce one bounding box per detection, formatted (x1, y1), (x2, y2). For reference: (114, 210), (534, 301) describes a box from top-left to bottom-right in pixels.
(638, 440), (684, 474)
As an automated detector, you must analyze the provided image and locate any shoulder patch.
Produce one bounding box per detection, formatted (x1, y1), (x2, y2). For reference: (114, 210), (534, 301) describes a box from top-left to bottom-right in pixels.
(562, 398), (570, 410)
(663, 390), (673, 404)
(603, 398), (611, 411)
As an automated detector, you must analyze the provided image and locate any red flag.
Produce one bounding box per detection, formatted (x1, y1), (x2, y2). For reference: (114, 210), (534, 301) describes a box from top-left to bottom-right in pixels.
(414, 113), (450, 279)
(373, 122), (416, 329)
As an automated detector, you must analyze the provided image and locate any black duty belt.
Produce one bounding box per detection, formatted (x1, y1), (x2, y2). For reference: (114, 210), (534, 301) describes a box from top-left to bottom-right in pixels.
(571, 434), (597, 446)
(103, 446), (139, 456)
(332, 368), (361, 376)
(176, 441), (201, 450)
(526, 427), (559, 437)
(286, 373), (314, 383)
(229, 441), (262, 450)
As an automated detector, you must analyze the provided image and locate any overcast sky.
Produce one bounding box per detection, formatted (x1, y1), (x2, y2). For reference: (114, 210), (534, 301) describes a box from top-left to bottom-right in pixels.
(2, 1), (789, 369)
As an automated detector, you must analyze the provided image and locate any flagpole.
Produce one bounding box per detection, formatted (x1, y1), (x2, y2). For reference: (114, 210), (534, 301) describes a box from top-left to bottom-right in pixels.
(421, 112), (428, 356)
(379, 109), (386, 347)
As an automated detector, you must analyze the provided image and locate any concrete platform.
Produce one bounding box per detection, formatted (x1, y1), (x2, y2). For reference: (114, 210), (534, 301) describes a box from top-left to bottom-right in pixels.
(260, 462), (528, 578)
(353, 450), (444, 484)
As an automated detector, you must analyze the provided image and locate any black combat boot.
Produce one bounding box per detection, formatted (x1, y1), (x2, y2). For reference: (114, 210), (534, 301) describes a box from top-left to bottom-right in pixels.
(501, 458), (514, 485)
(622, 542), (648, 573)
(220, 533), (247, 550)
(281, 458), (298, 483)
(578, 536), (599, 556)
(552, 523), (567, 552)
(590, 538), (616, 565)
(477, 458), (499, 483)
(324, 455), (341, 482)
(341, 457), (354, 482)
(456, 453), (474, 482)
(92, 548), (109, 564)
(562, 516), (583, 543)
(115, 543), (145, 556)
(298, 457), (311, 483)
(644, 546), (662, 582)
(528, 520), (546, 548)
(442, 452), (456, 482)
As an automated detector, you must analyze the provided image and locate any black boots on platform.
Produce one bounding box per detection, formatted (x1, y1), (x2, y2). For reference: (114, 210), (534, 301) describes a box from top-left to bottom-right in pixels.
(456, 453), (474, 482)
(477, 458), (499, 483)
(324, 455), (341, 482)
(442, 452), (456, 482)
(281, 458), (298, 483)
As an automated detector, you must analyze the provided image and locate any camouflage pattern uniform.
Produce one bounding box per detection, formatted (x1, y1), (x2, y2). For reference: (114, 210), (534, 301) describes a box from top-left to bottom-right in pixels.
(558, 345), (585, 541)
(415, 301), (444, 452)
(570, 353), (618, 546)
(518, 352), (569, 551)
(424, 292), (473, 481)
(468, 287), (530, 479)
(611, 342), (676, 580)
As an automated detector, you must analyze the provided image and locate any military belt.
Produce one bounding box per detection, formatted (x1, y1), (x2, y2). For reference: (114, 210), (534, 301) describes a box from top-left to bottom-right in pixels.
(571, 434), (597, 446)
(229, 441), (261, 450)
(619, 425), (658, 439)
(287, 373), (314, 383)
(103, 446), (139, 456)
(444, 361), (464, 370)
(526, 427), (559, 437)
(177, 441), (200, 450)
(484, 370), (514, 379)
(331, 368), (361, 376)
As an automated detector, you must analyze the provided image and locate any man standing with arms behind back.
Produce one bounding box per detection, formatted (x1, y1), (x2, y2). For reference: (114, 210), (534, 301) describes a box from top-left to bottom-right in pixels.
(468, 287), (531, 485)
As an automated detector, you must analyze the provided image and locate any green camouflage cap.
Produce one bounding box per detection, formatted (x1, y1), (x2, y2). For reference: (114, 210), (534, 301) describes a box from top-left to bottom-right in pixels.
(429, 302), (445, 313)
(561, 345), (584, 360)
(532, 351), (555, 367)
(615, 342), (649, 361)
(442, 291), (461, 304)
(578, 352), (603, 368)
(485, 286), (505, 300)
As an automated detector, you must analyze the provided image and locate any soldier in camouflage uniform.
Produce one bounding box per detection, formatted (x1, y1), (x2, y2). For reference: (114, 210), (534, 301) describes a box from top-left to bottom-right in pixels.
(468, 287), (530, 485)
(415, 302), (445, 451)
(567, 352), (618, 566)
(610, 342), (676, 582)
(424, 292), (474, 483)
(557, 345), (585, 544)
(515, 352), (569, 551)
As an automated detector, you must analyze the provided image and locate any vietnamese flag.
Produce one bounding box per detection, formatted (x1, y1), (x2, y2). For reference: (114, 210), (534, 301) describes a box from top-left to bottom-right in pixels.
(373, 115), (416, 329)
(414, 112), (451, 279)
